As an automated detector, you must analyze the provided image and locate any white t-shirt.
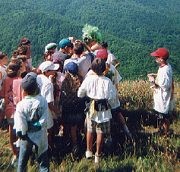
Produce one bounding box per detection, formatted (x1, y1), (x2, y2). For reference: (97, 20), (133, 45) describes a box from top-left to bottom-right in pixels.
(14, 94), (48, 157)
(153, 63), (173, 114)
(78, 54), (93, 79)
(36, 74), (54, 128)
(78, 74), (116, 123)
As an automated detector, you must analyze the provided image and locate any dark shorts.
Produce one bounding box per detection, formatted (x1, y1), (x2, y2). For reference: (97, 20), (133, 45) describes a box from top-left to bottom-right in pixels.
(7, 118), (14, 125)
(111, 106), (122, 119)
(154, 110), (171, 120)
(62, 112), (85, 126)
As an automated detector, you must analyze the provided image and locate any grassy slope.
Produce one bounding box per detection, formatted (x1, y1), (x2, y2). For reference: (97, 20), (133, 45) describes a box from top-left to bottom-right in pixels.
(0, 81), (179, 172)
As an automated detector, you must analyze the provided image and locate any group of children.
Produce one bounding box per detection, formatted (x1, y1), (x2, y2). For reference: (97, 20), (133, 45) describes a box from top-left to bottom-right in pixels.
(0, 25), (174, 171)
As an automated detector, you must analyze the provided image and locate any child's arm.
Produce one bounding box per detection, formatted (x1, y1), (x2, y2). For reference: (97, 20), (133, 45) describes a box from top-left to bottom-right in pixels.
(14, 102), (28, 138)
(38, 97), (48, 128)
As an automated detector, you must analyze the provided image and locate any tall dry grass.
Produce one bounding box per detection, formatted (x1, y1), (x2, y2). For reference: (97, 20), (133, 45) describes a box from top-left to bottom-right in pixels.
(0, 80), (179, 172)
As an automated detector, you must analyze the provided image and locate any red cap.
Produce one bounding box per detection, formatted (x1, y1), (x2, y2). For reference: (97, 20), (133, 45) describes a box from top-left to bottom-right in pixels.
(96, 48), (108, 59)
(150, 48), (169, 59)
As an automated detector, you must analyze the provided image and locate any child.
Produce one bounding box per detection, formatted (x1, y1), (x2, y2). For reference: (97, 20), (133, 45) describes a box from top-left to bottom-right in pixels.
(60, 62), (85, 158)
(3, 62), (22, 166)
(148, 48), (173, 135)
(96, 49), (132, 141)
(78, 58), (116, 163)
(0, 51), (8, 127)
(37, 61), (60, 158)
(14, 72), (49, 172)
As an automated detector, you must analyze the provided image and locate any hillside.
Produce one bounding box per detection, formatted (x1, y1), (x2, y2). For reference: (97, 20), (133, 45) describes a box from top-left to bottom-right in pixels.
(0, 0), (179, 79)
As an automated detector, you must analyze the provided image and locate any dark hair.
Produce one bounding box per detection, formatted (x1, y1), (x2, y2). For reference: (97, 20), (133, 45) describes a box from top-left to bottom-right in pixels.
(101, 41), (108, 48)
(83, 37), (91, 44)
(91, 58), (106, 75)
(17, 55), (27, 62)
(73, 42), (84, 55)
(6, 62), (21, 78)
(0, 52), (7, 59)
(10, 57), (23, 66)
(68, 42), (74, 49)
(19, 38), (31, 46)
(17, 46), (28, 55)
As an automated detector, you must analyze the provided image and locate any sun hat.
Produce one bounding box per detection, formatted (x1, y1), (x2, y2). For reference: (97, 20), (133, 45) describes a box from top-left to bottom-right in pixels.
(38, 61), (59, 73)
(150, 48), (169, 59)
(59, 38), (73, 49)
(64, 62), (78, 75)
(96, 48), (108, 59)
(21, 72), (38, 93)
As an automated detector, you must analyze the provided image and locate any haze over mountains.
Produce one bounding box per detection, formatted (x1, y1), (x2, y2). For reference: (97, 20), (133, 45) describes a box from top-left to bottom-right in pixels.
(0, 0), (179, 79)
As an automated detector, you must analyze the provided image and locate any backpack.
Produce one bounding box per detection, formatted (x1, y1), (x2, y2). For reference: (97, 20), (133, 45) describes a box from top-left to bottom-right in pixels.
(60, 73), (84, 113)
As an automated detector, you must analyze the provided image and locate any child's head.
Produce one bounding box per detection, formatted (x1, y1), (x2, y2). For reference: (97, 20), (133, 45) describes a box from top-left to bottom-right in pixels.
(73, 41), (84, 56)
(96, 48), (108, 61)
(150, 48), (169, 61)
(64, 62), (78, 76)
(21, 72), (39, 95)
(38, 61), (59, 77)
(91, 58), (106, 76)
(0, 51), (8, 65)
(6, 62), (21, 78)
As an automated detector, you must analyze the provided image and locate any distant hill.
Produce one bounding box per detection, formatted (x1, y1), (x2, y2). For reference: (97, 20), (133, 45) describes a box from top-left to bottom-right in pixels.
(0, 0), (179, 79)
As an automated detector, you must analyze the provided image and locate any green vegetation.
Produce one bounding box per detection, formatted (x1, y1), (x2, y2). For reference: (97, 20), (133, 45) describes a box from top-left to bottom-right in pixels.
(0, 0), (179, 79)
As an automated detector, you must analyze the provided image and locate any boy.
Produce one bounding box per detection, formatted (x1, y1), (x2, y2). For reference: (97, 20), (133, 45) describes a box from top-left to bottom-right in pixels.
(14, 72), (49, 172)
(78, 58), (116, 163)
(147, 48), (173, 135)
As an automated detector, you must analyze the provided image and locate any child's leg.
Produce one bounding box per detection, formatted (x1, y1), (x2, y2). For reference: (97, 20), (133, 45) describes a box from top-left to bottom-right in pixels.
(18, 140), (33, 172)
(116, 110), (132, 139)
(162, 118), (170, 135)
(85, 117), (94, 158)
(95, 121), (110, 156)
(71, 125), (77, 146)
(86, 131), (93, 152)
(37, 150), (49, 172)
(96, 132), (104, 156)
(9, 124), (18, 156)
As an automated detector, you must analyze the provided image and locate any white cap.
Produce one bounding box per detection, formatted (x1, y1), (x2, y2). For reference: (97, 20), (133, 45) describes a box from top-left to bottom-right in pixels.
(38, 61), (59, 73)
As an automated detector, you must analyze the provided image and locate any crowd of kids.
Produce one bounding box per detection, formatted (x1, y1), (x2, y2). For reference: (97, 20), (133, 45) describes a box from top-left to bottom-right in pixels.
(0, 24), (174, 171)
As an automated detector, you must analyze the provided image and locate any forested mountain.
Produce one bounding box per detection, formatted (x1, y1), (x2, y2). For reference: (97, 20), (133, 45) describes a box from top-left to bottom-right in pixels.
(0, 0), (179, 79)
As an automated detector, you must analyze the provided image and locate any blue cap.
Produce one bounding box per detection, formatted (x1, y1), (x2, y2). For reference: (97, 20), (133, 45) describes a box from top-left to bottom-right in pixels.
(21, 72), (38, 93)
(59, 38), (72, 49)
(64, 62), (78, 75)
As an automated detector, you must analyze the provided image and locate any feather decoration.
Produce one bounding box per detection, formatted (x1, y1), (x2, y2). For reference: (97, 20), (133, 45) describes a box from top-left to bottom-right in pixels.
(82, 24), (102, 43)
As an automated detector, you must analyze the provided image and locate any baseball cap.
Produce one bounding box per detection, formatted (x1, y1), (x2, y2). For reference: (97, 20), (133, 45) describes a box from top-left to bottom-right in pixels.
(45, 43), (57, 53)
(96, 48), (108, 59)
(64, 62), (78, 75)
(150, 48), (169, 59)
(38, 61), (59, 73)
(21, 72), (38, 93)
(59, 38), (73, 49)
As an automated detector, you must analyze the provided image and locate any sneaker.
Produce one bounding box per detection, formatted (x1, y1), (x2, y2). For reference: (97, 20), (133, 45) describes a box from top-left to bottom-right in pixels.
(85, 150), (93, 159)
(11, 155), (18, 167)
(95, 153), (100, 163)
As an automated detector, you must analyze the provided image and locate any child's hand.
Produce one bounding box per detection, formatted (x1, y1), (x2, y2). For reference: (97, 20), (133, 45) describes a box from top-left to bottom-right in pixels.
(148, 76), (155, 82)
